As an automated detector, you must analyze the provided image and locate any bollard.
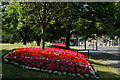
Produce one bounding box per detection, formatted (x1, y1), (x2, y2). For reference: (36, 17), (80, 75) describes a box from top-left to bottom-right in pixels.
(88, 50), (89, 60)
(77, 50), (78, 57)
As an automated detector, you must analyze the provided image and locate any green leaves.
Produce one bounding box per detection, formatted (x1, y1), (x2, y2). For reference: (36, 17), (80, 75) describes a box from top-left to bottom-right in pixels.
(17, 22), (23, 30)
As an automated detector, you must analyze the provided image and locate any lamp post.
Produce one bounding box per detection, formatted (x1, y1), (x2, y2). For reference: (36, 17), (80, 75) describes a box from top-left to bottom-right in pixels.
(93, 34), (97, 50)
(96, 36), (98, 50)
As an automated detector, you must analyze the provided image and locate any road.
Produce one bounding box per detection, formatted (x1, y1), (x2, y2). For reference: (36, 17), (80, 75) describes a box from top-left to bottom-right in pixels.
(70, 46), (120, 75)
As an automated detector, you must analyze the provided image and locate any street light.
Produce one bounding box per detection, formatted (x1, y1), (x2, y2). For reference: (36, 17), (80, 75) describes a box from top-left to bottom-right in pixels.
(92, 34), (98, 50)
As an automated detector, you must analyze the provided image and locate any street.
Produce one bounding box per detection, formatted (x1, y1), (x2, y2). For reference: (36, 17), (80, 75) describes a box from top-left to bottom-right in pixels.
(70, 46), (120, 75)
(71, 46), (119, 55)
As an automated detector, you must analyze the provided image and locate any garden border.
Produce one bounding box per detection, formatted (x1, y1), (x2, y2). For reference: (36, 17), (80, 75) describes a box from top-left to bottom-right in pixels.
(2, 48), (99, 79)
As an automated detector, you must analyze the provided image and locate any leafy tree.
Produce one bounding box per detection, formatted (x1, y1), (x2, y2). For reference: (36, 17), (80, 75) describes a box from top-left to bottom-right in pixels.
(114, 2), (120, 37)
(24, 2), (68, 50)
(76, 18), (95, 50)
(45, 19), (65, 43)
(83, 2), (117, 37)
(59, 3), (87, 50)
(78, 2), (119, 49)
(2, 2), (33, 45)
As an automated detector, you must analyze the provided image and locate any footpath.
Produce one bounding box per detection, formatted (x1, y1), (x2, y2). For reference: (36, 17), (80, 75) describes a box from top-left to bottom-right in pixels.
(71, 46), (120, 75)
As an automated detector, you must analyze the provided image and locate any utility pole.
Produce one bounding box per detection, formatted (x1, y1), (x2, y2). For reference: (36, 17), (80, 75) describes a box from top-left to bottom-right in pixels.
(96, 37), (98, 50)
(78, 38), (80, 46)
(93, 39), (94, 50)
(85, 40), (86, 50)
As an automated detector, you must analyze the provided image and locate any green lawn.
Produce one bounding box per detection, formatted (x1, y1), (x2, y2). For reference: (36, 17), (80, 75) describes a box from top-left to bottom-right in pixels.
(1, 43), (120, 79)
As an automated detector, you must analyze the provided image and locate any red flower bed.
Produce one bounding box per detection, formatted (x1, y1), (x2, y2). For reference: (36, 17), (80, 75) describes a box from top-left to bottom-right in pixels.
(3, 47), (97, 78)
(26, 47), (86, 58)
(51, 43), (70, 49)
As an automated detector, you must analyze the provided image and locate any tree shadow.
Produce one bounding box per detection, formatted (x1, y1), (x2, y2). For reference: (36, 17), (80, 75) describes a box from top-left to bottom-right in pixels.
(1, 49), (16, 62)
(103, 50), (119, 52)
(1, 49), (15, 56)
(80, 51), (120, 60)
(97, 70), (120, 78)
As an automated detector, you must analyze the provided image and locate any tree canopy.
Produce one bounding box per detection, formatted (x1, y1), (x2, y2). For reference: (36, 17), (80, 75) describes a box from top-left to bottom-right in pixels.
(2, 2), (120, 49)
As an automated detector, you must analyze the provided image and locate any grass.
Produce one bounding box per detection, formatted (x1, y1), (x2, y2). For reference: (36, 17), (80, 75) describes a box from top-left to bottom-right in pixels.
(89, 59), (120, 78)
(1, 43), (120, 79)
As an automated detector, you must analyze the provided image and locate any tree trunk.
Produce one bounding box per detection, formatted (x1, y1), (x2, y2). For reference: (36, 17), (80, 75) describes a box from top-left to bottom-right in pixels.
(93, 39), (94, 50)
(112, 40), (114, 46)
(50, 39), (52, 43)
(66, 32), (70, 50)
(78, 37), (80, 46)
(109, 41), (110, 46)
(18, 30), (27, 45)
(41, 26), (45, 50)
(37, 39), (40, 46)
(85, 40), (86, 50)
(96, 38), (98, 50)
(61, 39), (62, 43)
(66, 37), (70, 50)
(114, 39), (115, 46)
(23, 38), (26, 45)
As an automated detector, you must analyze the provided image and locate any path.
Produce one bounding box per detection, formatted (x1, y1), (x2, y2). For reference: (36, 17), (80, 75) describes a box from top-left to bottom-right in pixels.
(70, 46), (120, 75)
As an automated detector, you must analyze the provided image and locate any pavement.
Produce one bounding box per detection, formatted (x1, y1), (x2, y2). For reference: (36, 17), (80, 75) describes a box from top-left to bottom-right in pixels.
(70, 46), (120, 75)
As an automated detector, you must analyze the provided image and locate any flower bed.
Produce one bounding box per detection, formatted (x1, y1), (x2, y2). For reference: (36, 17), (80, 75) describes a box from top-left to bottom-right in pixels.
(26, 47), (86, 58)
(3, 47), (97, 78)
(51, 43), (70, 49)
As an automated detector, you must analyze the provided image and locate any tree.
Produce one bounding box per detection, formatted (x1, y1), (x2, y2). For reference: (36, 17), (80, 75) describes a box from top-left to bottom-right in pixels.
(114, 2), (120, 37)
(79, 2), (119, 49)
(83, 2), (117, 37)
(23, 2), (68, 50)
(45, 18), (65, 43)
(59, 3), (86, 50)
(2, 2), (33, 45)
(75, 17), (95, 50)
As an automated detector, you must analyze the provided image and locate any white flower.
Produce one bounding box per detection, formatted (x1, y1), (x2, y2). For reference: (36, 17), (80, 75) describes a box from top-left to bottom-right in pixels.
(21, 65), (25, 68)
(76, 74), (84, 78)
(4, 59), (8, 62)
(67, 73), (71, 76)
(58, 72), (62, 75)
(42, 57), (45, 59)
(71, 74), (76, 77)
(14, 63), (18, 65)
(41, 69), (44, 72)
(29, 67), (32, 69)
(44, 69), (48, 72)
(32, 67), (37, 70)
(36, 68), (40, 71)
(63, 72), (67, 75)
(90, 68), (95, 75)
(77, 74), (80, 76)
(25, 66), (29, 69)
(66, 61), (68, 62)
(48, 70), (52, 73)
(11, 61), (14, 63)
(85, 74), (89, 77)
(28, 57), (30, 59)
(53, 71), (58, 74)
(56, 60), (60, 62)
(14, 56), (17, 59)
